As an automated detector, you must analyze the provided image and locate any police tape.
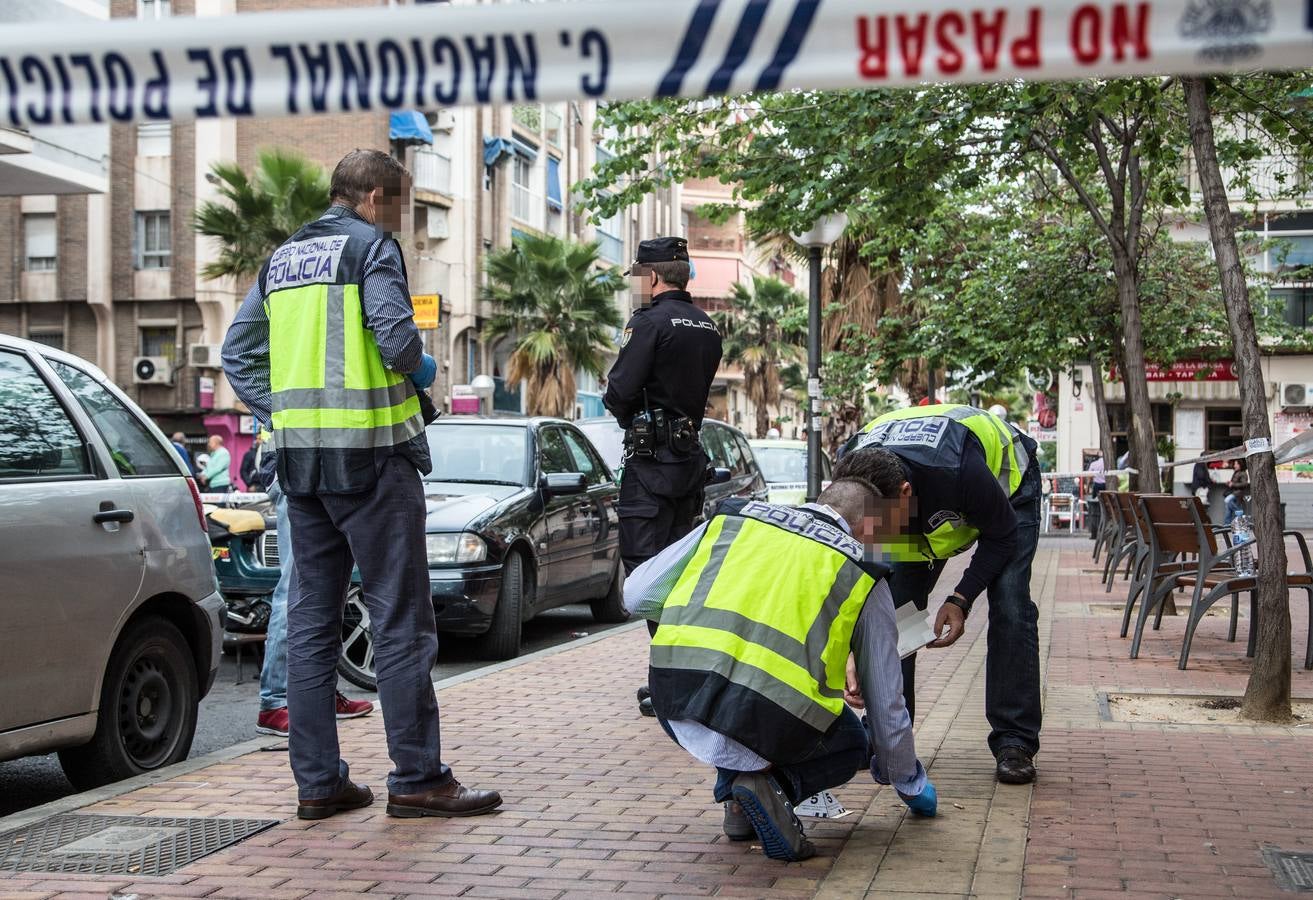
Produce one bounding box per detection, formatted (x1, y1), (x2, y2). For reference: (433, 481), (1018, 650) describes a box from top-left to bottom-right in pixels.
(0, 0), (1309, 128)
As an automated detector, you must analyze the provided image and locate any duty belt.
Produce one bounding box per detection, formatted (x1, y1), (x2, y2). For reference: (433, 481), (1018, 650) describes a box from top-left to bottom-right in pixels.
(624, 408), (697, 459)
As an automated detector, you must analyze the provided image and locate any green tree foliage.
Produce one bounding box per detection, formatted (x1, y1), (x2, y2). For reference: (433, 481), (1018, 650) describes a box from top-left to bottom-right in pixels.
(714, 276), (805, 438)
(482, 234), (625, 418)
(193, 148), (331, 282)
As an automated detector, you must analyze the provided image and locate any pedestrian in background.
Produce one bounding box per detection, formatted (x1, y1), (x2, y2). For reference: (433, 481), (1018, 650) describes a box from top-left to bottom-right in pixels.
(240, 434), (265, 492)
(170, 432), (194, 475)
(203, 434), (231, 492)
(1225, 459), (1250, 525)
(223, 148), (498, 820)
(603, 236), (722, 717)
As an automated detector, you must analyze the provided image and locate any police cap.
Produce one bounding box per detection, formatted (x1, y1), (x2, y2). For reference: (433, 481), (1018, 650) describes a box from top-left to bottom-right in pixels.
(630, 236), (689, 267)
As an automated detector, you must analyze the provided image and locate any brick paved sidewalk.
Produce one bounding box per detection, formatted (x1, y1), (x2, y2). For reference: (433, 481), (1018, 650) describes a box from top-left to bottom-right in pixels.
(2, 539), (1310, 899)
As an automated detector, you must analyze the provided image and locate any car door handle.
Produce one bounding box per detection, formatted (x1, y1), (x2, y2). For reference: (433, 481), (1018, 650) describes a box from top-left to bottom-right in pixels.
(94, 507), (135, 524)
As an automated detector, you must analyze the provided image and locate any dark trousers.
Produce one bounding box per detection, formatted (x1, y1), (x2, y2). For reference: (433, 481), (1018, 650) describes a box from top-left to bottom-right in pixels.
(285, 456), (451, 800)
(888, 463), (1043, 758)
(618, 455), (703, 575)
(654, 708), (869, 805)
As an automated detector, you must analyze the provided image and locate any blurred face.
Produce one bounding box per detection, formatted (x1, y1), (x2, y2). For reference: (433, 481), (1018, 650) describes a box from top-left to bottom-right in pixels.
(208, 435), (221, 452)
(851, 483), (914, 547)
(364, 175), (411, 234)
(629, 263), (655, 311)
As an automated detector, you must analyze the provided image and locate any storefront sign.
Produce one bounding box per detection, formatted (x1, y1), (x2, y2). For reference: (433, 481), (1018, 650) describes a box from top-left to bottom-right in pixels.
(451, 384), (480, 415)
(0, 0), (1309, 127)
(197, 375), (215, 409)
(412, 294), (440, 330)
(1275, 411), (1313, 482)
(1109, 360), (1237, 382)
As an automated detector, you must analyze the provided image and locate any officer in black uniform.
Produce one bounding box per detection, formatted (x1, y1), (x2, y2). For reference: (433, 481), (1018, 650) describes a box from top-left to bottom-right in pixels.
(604, 237), (722, 716)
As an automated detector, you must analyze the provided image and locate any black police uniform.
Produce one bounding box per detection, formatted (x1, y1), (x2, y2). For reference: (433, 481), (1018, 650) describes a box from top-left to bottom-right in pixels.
(603, 238), (723, 576)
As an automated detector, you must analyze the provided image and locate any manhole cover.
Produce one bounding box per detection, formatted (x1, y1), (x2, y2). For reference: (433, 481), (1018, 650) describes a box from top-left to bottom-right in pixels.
(1264, 849), (1313, 891)
(0, 814), (279, 876)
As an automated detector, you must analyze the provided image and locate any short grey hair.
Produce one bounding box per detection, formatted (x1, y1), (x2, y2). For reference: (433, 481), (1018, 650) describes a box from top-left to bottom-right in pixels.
(648, 260), (690, 290)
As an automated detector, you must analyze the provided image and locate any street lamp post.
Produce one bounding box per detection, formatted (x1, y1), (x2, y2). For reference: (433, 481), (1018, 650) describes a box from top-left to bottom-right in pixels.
(791, 213), (848, 504)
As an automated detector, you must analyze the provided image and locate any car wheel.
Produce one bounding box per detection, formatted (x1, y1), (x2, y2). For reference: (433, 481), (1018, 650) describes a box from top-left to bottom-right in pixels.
(590, 561), (629, 623)
(58, 616), (199, 791)
(475, 550), (525, 661)
(337, 586), (377, 692)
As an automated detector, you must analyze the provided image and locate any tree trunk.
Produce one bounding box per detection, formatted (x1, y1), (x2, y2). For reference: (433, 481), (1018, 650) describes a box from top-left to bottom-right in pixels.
(1183, 76), (1291, 722)
(1113, 260), (1162, 493)
(1089, 356), (1118, 489)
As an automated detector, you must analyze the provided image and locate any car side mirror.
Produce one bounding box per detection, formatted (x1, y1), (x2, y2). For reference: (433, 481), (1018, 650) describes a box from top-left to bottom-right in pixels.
(706, 467), (732, 485)
(540, 472), (587, 496)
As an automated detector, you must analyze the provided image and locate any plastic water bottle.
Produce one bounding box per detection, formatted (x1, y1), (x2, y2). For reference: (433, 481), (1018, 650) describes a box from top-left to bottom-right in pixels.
(1232, 514), (1255, 576)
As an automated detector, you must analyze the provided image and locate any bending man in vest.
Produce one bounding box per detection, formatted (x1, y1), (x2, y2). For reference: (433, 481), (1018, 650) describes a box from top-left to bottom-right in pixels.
(624, 466), (936, 862)
(838, 404), (1042, 785)
(222, 150), (500, 820)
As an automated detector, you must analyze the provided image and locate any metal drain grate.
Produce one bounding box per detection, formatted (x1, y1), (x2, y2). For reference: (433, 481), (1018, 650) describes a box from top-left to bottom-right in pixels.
(0, 813), (279, 876)
(1264, 848), (1313, 892)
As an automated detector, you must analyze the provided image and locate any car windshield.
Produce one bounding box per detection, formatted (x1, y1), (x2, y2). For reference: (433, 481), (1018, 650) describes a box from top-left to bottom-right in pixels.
(754, 446), (807, 484)
(577, 421), (624, 471)
(424, 424), (528, 485)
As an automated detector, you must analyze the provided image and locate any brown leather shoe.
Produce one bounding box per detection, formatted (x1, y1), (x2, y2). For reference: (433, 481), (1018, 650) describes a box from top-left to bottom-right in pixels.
(386, 779), (502, 818)
(296, 779), (374, 820)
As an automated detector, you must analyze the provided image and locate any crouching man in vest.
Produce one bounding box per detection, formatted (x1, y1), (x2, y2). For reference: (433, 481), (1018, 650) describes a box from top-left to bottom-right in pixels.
(624, 462), (936, 862)
(222, 150), (499, 820)
(839, 404), (1042, 785)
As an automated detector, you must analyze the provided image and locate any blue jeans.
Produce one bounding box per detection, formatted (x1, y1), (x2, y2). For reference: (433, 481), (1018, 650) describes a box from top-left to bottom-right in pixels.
(659, 708), (871, 805)
(259, 480), (292, 712)
(888, 462), (1043, 758)
(1224, 493), (1245, 525)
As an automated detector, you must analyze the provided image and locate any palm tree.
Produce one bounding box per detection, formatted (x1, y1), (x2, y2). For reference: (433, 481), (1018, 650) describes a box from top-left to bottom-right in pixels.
(715, 276), (806, 438)
(193, 148), (331, 282)
(483, 234), (626, 417)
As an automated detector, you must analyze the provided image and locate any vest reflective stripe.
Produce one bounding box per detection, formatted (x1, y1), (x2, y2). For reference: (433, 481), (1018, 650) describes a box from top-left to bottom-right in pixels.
(651, 509), (874, 732)
(266, 280), (421, 453)
(867, 403), (1028, 496)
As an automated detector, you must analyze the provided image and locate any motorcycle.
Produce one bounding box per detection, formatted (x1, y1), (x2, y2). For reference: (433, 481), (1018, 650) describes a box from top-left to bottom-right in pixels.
(205, 498), (279, 673)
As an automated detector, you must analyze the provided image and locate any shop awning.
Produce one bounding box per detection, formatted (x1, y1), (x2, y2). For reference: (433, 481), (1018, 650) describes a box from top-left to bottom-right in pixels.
(388, 110), (433, 145)
(482, 136), (538, 167)
(1101, 379), (1269, 403)
(546, 156), (563, 211)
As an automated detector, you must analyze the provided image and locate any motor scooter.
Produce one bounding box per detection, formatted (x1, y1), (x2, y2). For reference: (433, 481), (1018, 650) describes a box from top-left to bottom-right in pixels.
(205, 498), (280, 677)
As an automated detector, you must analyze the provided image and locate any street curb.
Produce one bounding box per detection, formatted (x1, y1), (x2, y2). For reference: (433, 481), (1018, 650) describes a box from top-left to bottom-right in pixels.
(0, 736), (280, 834)
(1, 619), (647, 833)
(432, 619), (646, 692)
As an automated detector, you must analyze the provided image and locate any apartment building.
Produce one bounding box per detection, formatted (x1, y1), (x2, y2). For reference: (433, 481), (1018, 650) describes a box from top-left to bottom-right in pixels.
(0, 0), (678, 482)
(680, 176), (805, 438)
(1054, 153), (1313, 525)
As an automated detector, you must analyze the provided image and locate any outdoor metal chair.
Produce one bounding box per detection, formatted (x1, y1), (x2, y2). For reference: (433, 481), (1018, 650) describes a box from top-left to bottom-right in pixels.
(1045, 492), (1079, 533)
(1169, 502), (1313, 671)
(1092, 492), (1118, 563)
(1116, 493), (1177, 639)
(1126, 494), (1233, 656)
(1104, 492), (1141, 591)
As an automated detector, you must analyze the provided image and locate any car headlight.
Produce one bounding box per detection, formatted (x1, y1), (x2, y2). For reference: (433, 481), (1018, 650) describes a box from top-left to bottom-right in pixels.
(426, 532), (487, 565)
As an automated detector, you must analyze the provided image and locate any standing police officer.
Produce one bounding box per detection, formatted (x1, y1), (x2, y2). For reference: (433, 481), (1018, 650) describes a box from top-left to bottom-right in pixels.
(604, 237), (722, 716)
(223, 149), (499, 820)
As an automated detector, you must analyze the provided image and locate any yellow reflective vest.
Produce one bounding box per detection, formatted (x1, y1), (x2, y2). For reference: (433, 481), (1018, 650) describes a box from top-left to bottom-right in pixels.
(260, 211), (422, 495)
(848, 404), (1031, 560)
(649, 499), (889, 763)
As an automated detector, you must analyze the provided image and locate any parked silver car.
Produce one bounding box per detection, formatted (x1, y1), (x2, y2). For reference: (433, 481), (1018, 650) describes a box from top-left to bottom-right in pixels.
(0, 335), (223, 789)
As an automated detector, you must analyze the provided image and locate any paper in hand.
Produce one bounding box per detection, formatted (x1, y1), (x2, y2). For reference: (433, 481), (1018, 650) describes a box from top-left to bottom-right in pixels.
(895, 602), (936, 659)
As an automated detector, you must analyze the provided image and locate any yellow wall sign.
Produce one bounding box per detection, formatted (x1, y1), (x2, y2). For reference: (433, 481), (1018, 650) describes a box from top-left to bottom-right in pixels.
(412, 294), (441, 330)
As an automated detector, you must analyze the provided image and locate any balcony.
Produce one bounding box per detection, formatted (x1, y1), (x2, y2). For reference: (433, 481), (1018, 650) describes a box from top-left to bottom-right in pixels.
(512, 184), (545, 230)
(1189, 155), (1311, 203)
(513, 104), (542, 134)
(688, 225), (742, 253)
(596, 231), (623, 263)
(414, 148), (453, 196)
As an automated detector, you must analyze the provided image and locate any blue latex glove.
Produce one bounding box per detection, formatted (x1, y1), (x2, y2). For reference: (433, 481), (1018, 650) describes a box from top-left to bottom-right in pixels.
(898, 780), (937, 817)
(410, 353), (437, 390)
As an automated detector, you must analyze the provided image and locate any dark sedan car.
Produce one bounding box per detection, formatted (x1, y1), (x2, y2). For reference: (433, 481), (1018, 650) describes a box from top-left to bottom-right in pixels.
(575, 416), (769, 522)
(336, 416), (623, 688)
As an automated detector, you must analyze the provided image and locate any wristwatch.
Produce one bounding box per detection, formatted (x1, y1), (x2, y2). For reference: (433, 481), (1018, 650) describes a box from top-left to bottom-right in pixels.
(945, 594), (973, 616)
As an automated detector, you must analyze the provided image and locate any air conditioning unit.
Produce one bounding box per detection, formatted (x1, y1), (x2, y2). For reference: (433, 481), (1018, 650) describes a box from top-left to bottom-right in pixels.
(133, 356), (173, 385)
(1280, 382), (1313, 408)
(189, 343), (223, 368)
(427, 206), (450, 240)
(431, 109), (456, 132)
